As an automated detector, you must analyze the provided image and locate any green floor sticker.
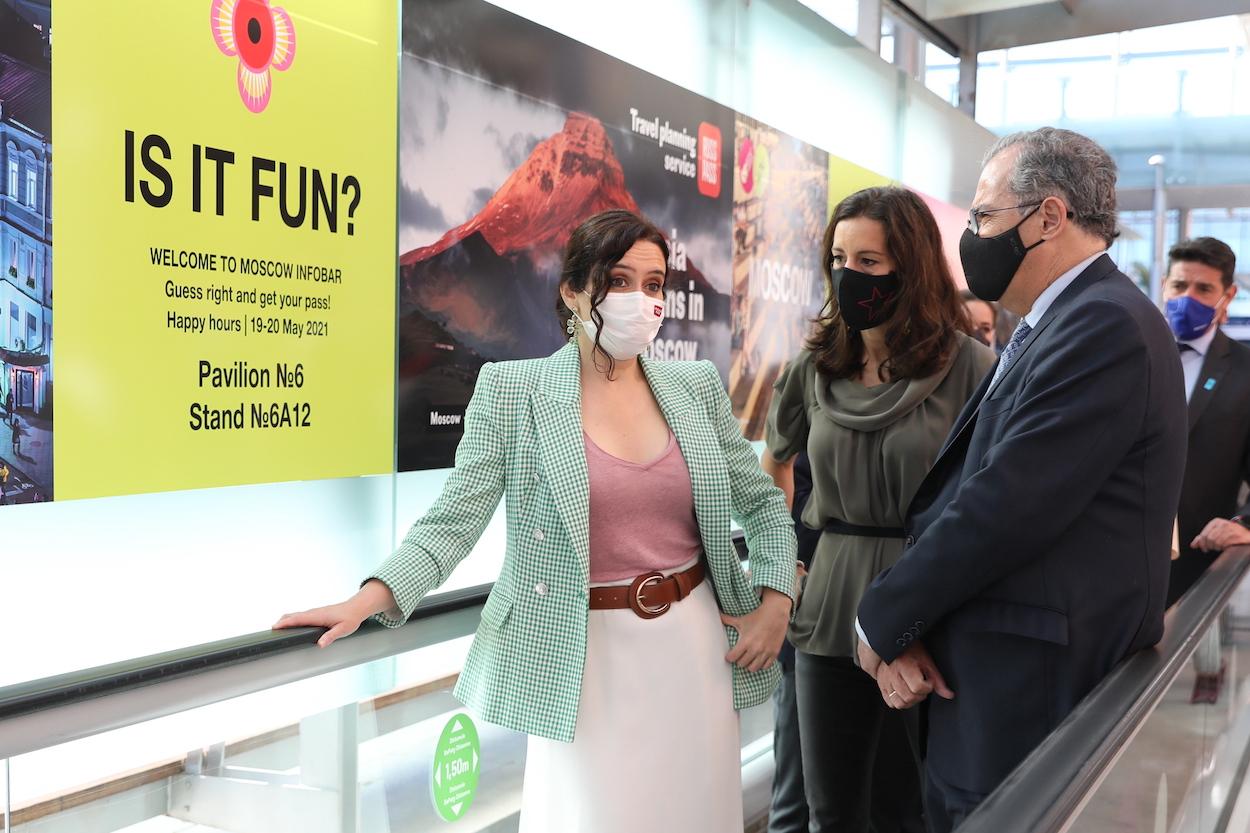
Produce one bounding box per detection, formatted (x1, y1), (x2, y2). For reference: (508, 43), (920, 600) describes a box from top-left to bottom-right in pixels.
(431, 713), (481, 822)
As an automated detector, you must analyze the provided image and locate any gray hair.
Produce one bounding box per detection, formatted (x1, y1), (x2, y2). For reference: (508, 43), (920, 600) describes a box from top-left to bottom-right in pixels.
(984, 127), (1118, 246)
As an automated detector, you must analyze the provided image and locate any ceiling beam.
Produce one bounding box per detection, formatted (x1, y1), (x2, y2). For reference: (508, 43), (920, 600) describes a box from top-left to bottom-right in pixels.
(1117, 185), (1250, 212)
(885, 0), (965, 54)
(971, 0), (1250, 51)
(925, 0), (1053, 19)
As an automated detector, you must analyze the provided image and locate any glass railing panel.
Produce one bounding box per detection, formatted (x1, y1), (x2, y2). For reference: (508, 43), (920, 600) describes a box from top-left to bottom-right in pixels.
(2, 476), (402, 692)
(959, 549), (1250, 833)
(347, 677), (526, 831)
(1065, 571), (1250, 833)
(2, 757), (10, 831)
(5, 634), (479, 833)
(4, 635), (778, 833)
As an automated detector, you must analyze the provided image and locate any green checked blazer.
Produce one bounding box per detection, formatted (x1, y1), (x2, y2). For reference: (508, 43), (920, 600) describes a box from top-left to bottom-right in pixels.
(368, 342), (797, 742)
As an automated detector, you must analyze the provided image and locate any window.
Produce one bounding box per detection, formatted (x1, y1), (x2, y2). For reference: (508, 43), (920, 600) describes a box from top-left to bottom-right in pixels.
(6, 160), (16, 199)
(25, 167), (37, 209)
(26, 311), (35, 349)
(880, 15), (895, 62)
(26, 249), (36, 280)
(7, 239), (16, 273)
(924, 42), (961, 107)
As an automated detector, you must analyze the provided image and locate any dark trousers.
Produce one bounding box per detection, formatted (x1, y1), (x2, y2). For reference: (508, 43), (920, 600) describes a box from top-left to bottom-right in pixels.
(768, 663), (809, 833)
(1167, 550), (1220, 609)
(923, 762), (988, 833)
(795, 651), (925, 833)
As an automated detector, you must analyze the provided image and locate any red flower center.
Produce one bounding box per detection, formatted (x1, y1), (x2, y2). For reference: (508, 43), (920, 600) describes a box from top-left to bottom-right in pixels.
(233, 0), (275, 71)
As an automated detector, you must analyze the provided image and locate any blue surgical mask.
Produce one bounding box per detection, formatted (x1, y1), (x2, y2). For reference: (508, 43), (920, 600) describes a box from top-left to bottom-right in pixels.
(1165, 296), (1219, 342)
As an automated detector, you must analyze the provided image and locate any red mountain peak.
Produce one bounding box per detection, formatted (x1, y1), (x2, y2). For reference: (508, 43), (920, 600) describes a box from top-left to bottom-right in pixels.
(401, 112), (640, 265)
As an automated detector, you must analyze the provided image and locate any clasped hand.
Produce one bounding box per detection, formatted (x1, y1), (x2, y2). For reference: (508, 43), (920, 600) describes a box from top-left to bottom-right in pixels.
(1192, 518), (1250, 553)
(857, 637), (955, 709)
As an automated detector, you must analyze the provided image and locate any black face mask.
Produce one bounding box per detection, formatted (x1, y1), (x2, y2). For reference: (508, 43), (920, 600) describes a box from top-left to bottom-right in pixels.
(959, 206), (1044, 302)
(833, 267), (901, 332)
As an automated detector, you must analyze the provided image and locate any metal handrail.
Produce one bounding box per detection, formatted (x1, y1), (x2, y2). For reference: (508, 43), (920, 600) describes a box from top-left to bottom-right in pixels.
(960, 545), (1250, 833)
(0, 584), (490, 724)
(0, 531), (754, 760)
(0, 583), (491, 759)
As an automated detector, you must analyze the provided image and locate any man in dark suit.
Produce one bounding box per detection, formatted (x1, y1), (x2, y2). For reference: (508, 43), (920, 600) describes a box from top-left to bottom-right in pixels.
(1164, 236), (1250, 611)
(853, 127), (1188, 831)
(1160, 237), (1250, 704)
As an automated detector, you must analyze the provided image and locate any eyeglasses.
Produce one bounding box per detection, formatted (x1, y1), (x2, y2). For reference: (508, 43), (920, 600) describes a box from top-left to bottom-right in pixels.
(967, 202), (1041, 235)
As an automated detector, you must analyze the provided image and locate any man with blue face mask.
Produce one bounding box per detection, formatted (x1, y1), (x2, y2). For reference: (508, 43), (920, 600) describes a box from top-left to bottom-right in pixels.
(1162, 237), (1250, 703)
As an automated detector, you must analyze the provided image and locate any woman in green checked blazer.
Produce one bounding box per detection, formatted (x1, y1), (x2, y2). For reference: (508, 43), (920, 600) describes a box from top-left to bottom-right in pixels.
(276, 210), (797, 831)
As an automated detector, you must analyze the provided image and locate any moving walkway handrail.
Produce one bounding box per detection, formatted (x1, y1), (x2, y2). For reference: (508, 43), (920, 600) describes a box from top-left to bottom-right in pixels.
(960, 545), (1250, 833)
(0, 583), (492, 760)
(0, 532), (754, 761)
(0, 583), (491, 724)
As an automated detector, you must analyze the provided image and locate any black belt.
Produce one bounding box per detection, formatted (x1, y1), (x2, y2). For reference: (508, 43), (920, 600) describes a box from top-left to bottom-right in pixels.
(823, 517), (907, 539)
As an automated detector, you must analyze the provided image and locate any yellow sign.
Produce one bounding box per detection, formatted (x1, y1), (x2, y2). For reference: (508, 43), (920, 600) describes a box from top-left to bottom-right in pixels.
(55, 1), (397, 499)
(827, 156), (892, 219)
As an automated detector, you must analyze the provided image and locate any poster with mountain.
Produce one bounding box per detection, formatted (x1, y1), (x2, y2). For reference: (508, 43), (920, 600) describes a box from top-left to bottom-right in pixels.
(398, 0), (733, 471)
(729, 117), (830, 441)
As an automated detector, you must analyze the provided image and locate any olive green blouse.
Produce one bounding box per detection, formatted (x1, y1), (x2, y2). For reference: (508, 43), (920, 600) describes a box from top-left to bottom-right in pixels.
(766, 333), (996, 657)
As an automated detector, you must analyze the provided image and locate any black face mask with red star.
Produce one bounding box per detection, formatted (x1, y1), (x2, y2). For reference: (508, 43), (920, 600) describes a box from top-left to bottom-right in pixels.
(833, 267), (902, 332)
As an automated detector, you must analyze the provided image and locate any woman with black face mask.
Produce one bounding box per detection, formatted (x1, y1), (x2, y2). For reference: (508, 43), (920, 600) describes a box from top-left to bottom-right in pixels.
(762, 187), (995, 833)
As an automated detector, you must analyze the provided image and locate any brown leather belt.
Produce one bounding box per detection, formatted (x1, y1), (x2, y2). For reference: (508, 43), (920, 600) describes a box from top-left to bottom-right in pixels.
(588, 562), (706, 619)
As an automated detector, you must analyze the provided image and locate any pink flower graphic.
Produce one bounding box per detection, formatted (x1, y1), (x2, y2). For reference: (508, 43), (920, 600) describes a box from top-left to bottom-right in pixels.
(211, 0), (296, 113)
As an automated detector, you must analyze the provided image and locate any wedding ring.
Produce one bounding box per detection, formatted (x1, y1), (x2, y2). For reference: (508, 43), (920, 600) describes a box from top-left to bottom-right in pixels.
(888, 690), (900, 698)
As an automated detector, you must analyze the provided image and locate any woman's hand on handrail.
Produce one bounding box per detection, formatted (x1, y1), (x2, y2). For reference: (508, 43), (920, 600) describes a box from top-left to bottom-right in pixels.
(273, 579), (399, 648)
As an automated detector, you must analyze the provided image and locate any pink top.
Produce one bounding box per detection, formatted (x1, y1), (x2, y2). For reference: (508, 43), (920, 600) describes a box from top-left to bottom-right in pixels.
(584, 429), (703, 583)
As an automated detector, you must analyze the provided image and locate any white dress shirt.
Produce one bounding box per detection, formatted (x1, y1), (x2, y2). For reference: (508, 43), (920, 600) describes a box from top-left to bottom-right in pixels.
(854, 251), (1106, 655)
(1178, 324), (1218, 402)
(1022, 251), (1105, 329)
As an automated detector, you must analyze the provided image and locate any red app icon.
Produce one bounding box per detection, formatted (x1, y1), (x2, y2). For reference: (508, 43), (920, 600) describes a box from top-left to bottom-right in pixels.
(697, 122), (722, 199)
(738, 136), (755, 194)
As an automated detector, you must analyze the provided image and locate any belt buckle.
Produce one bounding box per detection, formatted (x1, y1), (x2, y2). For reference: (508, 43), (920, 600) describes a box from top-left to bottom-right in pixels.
(627, 571), (670, 619)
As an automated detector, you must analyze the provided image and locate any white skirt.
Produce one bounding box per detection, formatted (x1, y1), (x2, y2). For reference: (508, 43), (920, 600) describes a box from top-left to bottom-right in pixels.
(518, 559), (743, 833)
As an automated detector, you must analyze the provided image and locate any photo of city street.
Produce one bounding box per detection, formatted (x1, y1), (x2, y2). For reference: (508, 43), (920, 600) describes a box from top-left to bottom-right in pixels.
(0, 0), (53, 503)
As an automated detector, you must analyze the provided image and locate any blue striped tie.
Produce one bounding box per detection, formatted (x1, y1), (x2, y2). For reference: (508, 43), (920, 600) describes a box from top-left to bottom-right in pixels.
(990, 320), (1033, 388)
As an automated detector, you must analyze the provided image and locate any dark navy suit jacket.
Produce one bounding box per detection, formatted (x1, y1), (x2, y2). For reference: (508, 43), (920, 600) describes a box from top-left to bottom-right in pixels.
(857, 255), (1188, 795)
(1168, 329), (1250, 607)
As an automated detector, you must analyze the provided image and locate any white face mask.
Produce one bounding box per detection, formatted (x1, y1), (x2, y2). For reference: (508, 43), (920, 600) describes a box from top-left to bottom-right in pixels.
(576, 291), (665, 360)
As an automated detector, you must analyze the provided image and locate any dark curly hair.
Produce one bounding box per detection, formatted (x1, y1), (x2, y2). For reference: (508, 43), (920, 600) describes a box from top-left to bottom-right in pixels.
(555, 209), (670, 376)
(808, 186), (972, 381)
